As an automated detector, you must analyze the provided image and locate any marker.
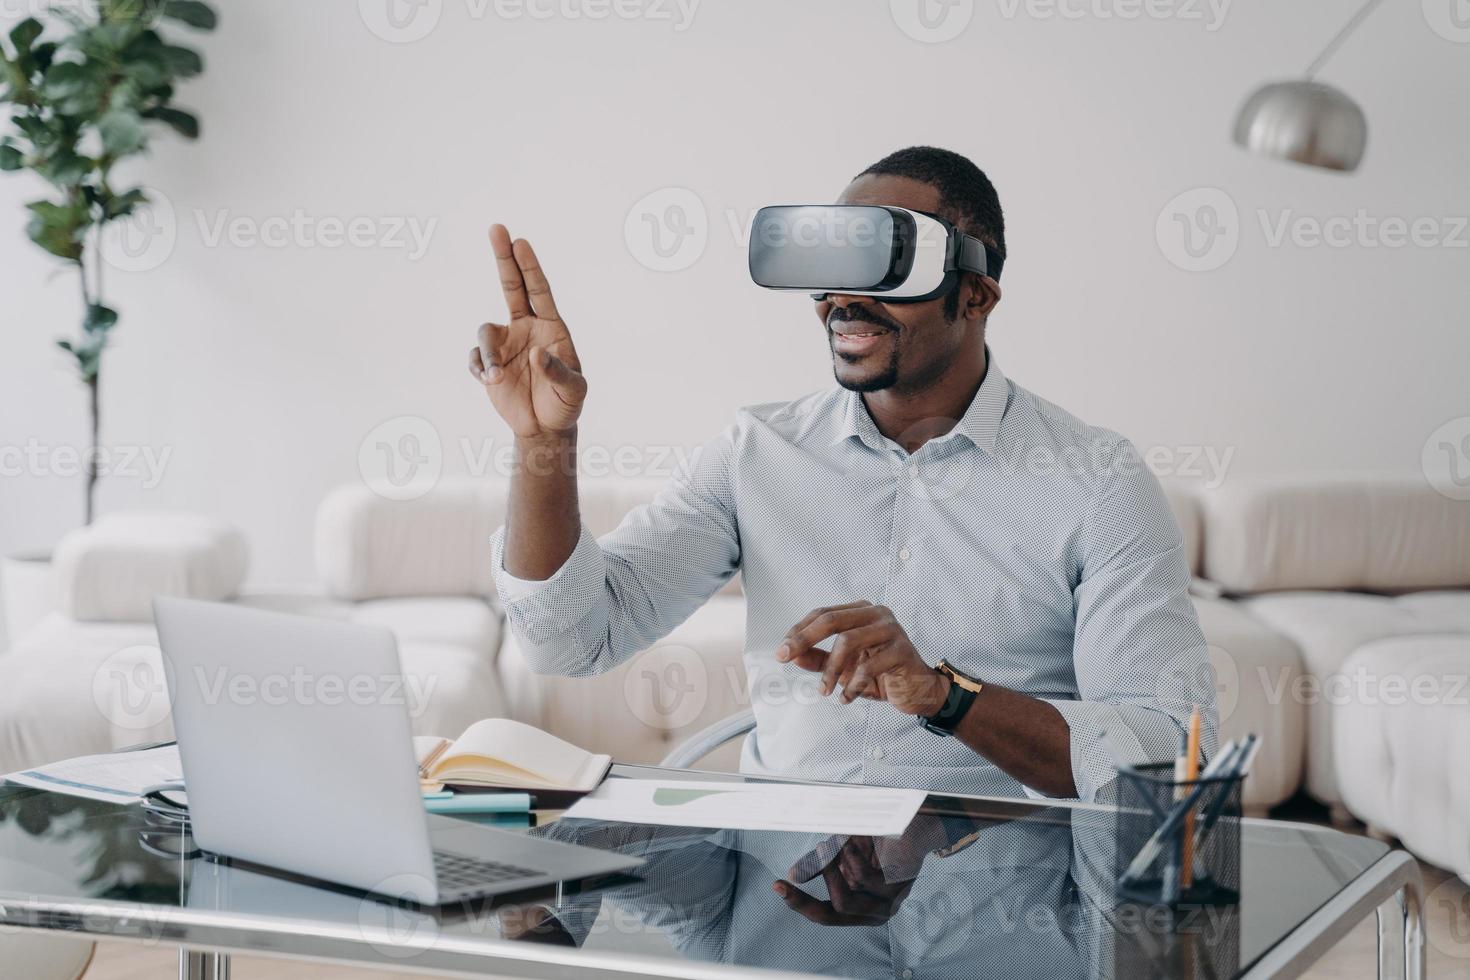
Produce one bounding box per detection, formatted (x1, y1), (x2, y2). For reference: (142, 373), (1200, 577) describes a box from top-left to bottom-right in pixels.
(424, 792), (533, 815)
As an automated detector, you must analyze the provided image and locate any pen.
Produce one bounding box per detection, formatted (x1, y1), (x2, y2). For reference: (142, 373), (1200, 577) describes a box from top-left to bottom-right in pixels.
(1180, 708), (1202, 890)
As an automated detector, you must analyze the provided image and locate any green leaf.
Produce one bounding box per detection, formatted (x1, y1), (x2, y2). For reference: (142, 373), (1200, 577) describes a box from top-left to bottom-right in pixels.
(142, 105), (198, 138)
(0, 143), (22, 171)
(161, 0), (217, 30)
(25, 199), (88, 260)
(84, 304), (119, 333)
(156, 44), (202, 77)
(9, 18), (43, 54)
(35, 149), (91, 185)
(98, 109), (146, 157)
(105, 187), (148, 217)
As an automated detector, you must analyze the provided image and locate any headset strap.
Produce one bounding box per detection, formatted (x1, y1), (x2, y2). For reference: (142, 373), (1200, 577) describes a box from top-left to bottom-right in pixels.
(956, 234), (1005, 282)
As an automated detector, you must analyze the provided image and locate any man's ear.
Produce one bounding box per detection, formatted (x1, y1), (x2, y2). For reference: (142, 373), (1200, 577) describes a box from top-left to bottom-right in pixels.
(963, 272), (1001, 322)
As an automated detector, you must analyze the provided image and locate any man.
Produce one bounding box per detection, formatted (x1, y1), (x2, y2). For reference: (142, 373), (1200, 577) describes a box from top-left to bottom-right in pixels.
(468, 146), (1217, 801)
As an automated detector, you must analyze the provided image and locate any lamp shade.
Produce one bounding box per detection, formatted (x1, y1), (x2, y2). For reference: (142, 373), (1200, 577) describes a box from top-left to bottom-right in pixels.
(1232, 79), (1368, 172)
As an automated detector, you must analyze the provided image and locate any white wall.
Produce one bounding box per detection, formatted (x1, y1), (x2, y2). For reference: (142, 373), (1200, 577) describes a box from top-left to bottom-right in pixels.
(2, 0), (1468, 586)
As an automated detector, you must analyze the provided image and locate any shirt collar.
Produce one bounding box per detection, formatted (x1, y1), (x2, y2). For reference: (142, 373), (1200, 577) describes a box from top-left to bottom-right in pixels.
(832, 346), (1008, 455)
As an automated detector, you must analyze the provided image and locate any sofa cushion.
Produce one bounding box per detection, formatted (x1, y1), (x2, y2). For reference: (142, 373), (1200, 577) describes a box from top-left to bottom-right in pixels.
(53, 512), (248, 623)
(0, 616), (172, 772)
(1242, 589), (1470, 802)
(1199, 477), (1470, 594)
(316, 482), (506, 602)
(1333, 636), (1470, 878)
(346, 596), (501, 652)
(1191, 597), (1305, 809)
(498, 595), (748, 764)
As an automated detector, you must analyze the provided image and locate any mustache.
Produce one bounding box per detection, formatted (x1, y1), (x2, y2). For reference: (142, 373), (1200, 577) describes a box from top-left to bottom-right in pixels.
(826, 305), (900, 333)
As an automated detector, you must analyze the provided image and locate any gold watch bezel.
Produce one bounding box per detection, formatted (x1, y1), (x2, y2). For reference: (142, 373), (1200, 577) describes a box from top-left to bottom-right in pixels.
(936, 659), (984, 695)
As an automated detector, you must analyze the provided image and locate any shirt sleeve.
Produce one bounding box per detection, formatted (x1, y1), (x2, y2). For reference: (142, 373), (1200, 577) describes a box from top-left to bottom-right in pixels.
(1037, 438), (1220, 802)
(490, 424), (741, 677)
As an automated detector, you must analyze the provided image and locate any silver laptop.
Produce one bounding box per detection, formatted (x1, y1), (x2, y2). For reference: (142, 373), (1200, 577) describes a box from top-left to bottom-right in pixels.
(154, 596), (641, 906)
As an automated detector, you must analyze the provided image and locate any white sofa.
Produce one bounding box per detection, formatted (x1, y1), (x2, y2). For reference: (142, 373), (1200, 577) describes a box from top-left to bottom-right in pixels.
(2, 474), (1467, 880)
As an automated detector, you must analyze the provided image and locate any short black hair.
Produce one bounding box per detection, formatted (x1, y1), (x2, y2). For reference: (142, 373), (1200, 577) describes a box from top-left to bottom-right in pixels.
(856, 146), (1006, 261)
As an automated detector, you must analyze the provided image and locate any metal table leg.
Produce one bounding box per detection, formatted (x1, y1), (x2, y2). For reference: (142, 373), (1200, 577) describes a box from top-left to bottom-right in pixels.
(1242, 850), (1424, 980)
(180, 947), (231, 979)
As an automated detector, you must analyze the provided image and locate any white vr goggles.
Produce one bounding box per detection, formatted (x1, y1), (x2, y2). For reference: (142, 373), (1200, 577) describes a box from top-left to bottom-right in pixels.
(748, 204), (1004, 303)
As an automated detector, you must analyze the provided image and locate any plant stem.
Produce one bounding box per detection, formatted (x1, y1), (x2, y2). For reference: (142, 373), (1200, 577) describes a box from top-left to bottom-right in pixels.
(85, 369), (99, 526)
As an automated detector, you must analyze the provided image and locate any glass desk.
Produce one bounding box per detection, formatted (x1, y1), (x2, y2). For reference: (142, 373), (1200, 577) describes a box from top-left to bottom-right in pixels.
(0, 761), (1423, 979)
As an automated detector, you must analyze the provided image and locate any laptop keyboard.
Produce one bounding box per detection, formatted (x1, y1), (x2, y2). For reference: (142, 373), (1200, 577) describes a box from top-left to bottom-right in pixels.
(433, 850), (547, 891)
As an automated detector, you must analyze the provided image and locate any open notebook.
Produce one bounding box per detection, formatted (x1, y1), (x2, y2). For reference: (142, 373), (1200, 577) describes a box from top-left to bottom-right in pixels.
(414, 719), (612, 794)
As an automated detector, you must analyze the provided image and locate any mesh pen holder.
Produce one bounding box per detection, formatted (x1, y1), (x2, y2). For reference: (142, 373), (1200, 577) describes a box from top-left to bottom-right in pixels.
(1114, 761), (1242, 908)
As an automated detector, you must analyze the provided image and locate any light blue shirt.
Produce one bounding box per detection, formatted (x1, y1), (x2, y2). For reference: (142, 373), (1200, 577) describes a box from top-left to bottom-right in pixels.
(491, 351), (1219, 801)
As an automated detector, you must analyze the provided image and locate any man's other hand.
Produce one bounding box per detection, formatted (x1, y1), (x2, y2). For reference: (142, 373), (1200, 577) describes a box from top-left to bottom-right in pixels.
(776, 601), (950, 716)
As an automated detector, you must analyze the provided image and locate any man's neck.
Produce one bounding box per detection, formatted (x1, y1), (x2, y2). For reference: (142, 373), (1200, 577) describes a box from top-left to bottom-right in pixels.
(862, 344), (988, 454)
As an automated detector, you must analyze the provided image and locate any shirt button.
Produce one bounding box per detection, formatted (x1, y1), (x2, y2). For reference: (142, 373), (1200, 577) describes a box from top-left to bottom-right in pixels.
(869, 746), (885, 760)
(902, 971), (914, 980)
(907, 464), (919, 478)
(898, 547), (911, 563)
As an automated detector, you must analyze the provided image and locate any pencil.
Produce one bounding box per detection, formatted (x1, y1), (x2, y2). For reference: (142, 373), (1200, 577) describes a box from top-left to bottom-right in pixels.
(1180, 707), (1202, 890)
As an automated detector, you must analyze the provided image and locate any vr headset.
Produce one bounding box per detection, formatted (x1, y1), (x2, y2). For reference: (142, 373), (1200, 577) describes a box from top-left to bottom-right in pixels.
(748, 204), (1004, 303)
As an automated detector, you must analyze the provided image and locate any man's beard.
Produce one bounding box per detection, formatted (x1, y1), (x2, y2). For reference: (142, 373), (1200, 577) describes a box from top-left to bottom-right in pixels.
(827, 305), (902, 392)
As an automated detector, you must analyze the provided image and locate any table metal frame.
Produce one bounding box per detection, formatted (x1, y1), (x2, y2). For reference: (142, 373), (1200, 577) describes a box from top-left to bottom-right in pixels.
(0, 775), (1425, 980)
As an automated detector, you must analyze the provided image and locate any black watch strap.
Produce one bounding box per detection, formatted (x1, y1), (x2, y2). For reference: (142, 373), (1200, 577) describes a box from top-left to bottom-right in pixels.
(921, 680), (978, 736)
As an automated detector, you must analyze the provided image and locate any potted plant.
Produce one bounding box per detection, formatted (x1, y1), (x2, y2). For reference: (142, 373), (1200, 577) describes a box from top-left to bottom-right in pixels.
(0, 0), (216, 646)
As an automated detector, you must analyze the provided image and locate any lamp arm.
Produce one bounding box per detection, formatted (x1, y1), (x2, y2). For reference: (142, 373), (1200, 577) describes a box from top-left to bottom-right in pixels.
(1304, 0), (1390, 78)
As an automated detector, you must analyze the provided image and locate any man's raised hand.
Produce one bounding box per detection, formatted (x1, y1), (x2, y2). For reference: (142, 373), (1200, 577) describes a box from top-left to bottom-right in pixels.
(468, 225), (587, 440)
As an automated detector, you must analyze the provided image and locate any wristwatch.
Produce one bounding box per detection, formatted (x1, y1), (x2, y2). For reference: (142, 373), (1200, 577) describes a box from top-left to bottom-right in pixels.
(920, 660), (984, 736)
